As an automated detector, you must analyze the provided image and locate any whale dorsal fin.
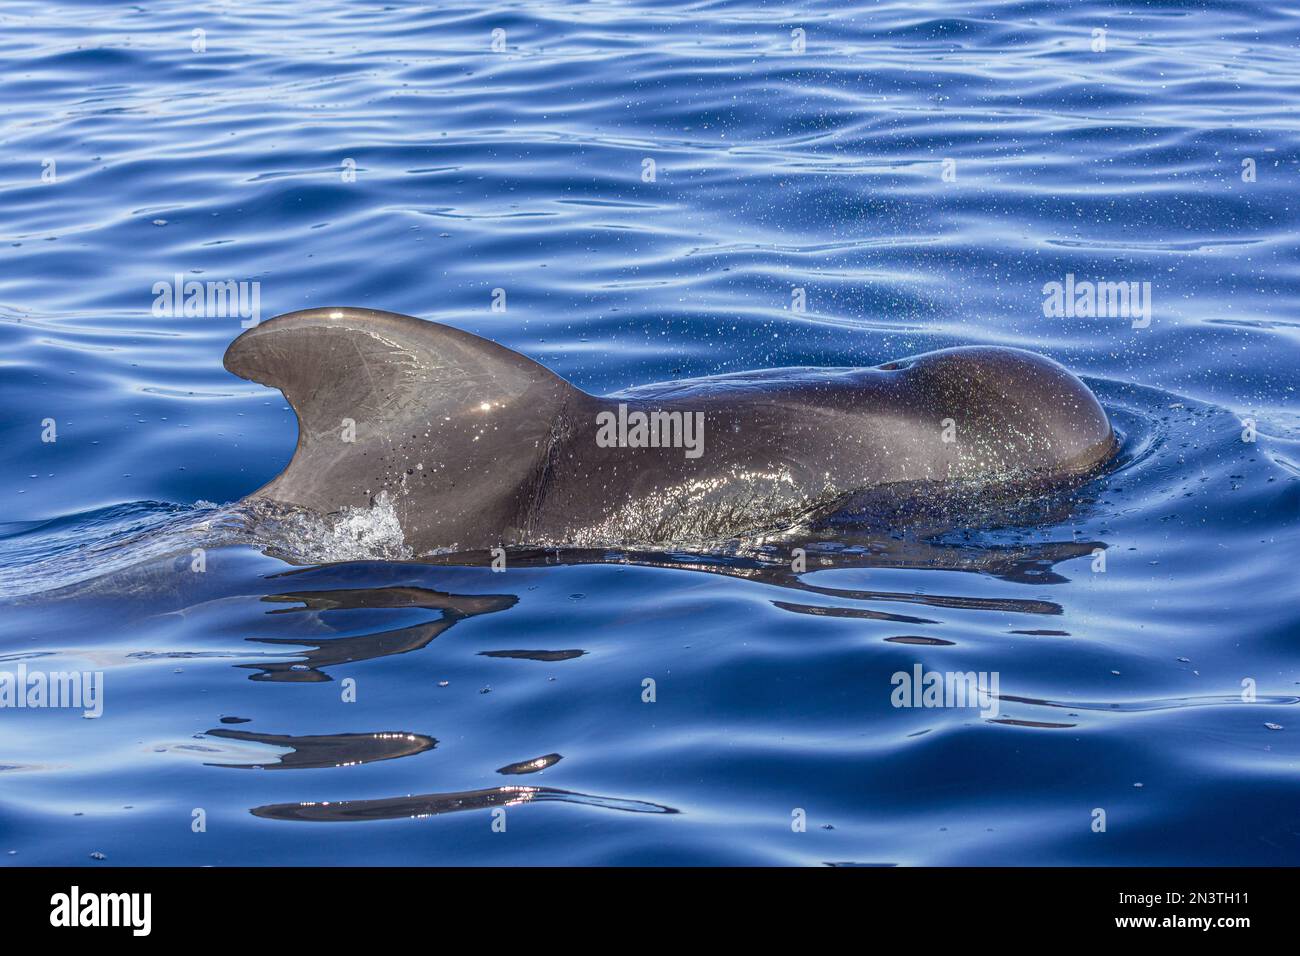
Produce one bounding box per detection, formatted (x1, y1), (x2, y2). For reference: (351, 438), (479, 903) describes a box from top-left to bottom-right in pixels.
(223, 308), (583, 542)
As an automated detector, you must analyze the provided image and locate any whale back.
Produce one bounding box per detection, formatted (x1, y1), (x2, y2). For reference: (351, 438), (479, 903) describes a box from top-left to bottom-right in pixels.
(223, 308), (584, 547)
(225, 310), (1116, 552)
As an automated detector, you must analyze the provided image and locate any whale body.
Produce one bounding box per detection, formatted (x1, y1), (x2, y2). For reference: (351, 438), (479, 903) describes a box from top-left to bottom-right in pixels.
(223, 308), (1116, 552)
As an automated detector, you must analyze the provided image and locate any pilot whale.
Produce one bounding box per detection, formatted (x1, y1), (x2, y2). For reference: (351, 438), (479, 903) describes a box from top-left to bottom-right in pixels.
(223, 308), (1116, 552)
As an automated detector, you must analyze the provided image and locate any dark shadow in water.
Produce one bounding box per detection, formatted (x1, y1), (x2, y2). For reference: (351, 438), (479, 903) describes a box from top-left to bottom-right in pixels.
(999, 692), (1300, 713)
(251, 785), (678, 821)
(479, 649), (586, 661)
(245, 523), (1108, 691)
(404, 532), (1104, 621)
(239, 585), (516, 682)
(771, 600), (939, 625)
(244, 533), (1103, 688)
(203, 728), (436, 769)
(416, 536), (1101, 586)
(497, 753), (563, 775)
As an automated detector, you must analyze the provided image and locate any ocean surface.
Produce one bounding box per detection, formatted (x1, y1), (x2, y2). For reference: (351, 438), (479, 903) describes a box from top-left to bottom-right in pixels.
(2, 0), (1299, 866)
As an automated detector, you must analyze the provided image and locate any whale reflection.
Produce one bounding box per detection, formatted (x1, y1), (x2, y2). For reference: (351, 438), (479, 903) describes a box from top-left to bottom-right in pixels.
(479, 648), (586, 661)
(226, 511), (1114, 825)
(251, 785), (678, 821)
(239, 585), (515, 682)
(202, 728), (436, 769)
(232, 525), (1107, 696)
(497, 752), (563, 775)
(407, 531), (1105, 620)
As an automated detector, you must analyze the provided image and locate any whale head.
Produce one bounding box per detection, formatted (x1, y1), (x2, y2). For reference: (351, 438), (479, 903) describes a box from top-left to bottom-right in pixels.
(871, 345), (1116, 483)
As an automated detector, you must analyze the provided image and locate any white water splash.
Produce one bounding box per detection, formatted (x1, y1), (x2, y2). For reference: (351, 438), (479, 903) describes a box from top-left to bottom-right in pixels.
(0, 493), (414, 599)
(245, 492), (413, 564)
(0, 500), (237, 599)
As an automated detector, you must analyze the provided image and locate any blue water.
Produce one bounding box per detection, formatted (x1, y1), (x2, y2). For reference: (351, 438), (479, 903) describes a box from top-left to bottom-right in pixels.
(2, 0), (1300, 865)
